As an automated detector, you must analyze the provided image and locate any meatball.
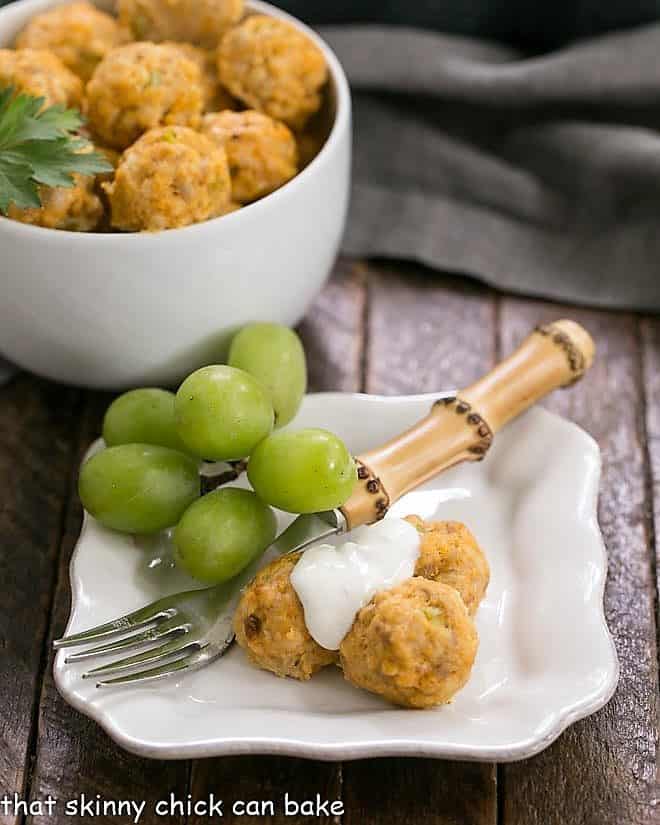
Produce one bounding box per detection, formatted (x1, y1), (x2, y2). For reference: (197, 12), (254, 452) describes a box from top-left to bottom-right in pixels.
(219, 200), (242, 215)
(86, 42), (203, 150)
(218, 15), (328, 130)
(233, 553), (337, 681)
(15, 1), (126, 82)
(339, 578), (478, 709)
(7, 174), (103, 231)
(202, 110), (298, 203)
(164, 43), (235, 113)
(406, 516), (490, 617)
(0, 48), (83, 108)
(104, 126), (231, 232)
(117, 0), (243, 47)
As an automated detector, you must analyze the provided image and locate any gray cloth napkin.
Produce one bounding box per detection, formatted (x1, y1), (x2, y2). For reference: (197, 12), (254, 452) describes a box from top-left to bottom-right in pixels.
(319, 23), (660, 310)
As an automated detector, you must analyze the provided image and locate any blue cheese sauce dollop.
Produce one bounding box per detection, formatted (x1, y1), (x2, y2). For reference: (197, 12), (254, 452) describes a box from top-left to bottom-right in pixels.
(289, 517), (421, 650)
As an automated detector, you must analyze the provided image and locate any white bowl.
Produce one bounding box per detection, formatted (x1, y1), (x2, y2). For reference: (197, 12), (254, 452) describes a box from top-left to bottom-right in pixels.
(0, 0), (351, 388)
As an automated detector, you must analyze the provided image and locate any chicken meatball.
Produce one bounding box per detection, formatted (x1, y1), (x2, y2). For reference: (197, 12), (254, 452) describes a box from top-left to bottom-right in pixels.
(104, 126), (230, 232)
(339, 578), (478, 709)
(118, 0), (243, 47)
(7, 174), (103, 231)
(233, 553), (337, 681)
(219, 200), (242, 215)
(202, 110), (298, 203)
(15, 1), (126, 82)
(164, 42), (235, 113)
(406, 516), (490, 617)
(218, 15), (328, 130)
(0, 48), (83, 108)
(86, 42), (203, 150)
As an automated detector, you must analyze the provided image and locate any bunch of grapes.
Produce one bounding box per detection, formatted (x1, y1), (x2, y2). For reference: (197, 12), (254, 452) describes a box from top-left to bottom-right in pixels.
(78, 323), (356, 584)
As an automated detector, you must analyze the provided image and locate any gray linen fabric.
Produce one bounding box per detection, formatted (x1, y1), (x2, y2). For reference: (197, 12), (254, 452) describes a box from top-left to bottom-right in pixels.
(319, 24), (660, 309)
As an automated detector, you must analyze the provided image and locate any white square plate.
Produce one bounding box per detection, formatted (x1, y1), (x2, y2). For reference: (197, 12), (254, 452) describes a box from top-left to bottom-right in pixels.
(54, 393), (619, 761)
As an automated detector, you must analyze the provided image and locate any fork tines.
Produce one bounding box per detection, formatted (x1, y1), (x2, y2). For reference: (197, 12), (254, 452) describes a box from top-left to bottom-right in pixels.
(53, 603), (205, 687)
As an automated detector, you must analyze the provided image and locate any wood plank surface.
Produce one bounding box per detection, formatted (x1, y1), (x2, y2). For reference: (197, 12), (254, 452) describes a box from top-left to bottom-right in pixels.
(299, 258), (368, 393)
(188, 260), (367, 824)
(499, 301), (660, 825)
(341, 262), (498, 825)
(0, 376), (81, 825)
(641, 317), (660, 620)
(24, 392), (191, 825)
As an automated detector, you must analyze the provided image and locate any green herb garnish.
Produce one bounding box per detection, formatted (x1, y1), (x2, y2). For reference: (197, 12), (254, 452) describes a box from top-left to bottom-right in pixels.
(0, 87), (112, 214)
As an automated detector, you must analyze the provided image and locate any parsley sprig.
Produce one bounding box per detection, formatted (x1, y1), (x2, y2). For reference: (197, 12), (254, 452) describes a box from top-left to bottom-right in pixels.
(0, 86), (112, 214)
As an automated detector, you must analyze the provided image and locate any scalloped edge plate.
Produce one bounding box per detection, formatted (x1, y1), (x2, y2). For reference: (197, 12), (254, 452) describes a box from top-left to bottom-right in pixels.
(54, 393), (619, 761)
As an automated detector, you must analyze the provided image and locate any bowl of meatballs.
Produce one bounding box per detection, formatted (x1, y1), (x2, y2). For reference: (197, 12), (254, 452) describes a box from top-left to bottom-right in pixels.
(0, 0), (350, 388)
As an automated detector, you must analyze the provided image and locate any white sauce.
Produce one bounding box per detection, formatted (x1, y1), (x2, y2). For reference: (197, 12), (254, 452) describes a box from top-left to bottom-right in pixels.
(290, 518), (421, 650)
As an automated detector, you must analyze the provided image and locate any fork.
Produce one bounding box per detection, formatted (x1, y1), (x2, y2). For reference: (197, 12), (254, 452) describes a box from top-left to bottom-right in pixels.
(53, 510), (339, 686)
(54, 320), (595, 687)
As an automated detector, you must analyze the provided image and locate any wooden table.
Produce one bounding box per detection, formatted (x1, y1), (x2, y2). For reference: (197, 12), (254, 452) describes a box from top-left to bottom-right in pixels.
(2, 259), (658, 825)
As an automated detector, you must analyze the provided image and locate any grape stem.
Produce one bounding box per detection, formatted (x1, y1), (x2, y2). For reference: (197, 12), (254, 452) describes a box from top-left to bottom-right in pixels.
(200, 459), (248, 495)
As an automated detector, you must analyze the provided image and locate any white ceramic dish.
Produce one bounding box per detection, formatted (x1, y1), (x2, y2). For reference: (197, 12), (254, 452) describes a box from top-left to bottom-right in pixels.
(54, 392), (619, 761)
(0, 0), (351, 389)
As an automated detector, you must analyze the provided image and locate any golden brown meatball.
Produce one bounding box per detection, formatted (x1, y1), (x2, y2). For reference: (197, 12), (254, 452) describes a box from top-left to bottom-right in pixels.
(202, 110), (298, 203)
(219, 200), (242, 215)
(339, 578), (478, 709)
(218, 15), (328, 130)
(118, 0), (243, 47)
(405, 516), (490, 617)
(86, 42), (203, 150)
(104, 126), (231, 232)
(15, 1), (126, 82)
(7, 174), (103, 231)
(0, 48), (83, 108)
(233, 553), (337, 681)
(163, 42), (235, 113)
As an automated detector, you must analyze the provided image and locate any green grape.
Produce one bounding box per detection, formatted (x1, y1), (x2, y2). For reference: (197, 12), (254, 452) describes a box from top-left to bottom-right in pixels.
(78, 444), (199, 534)
(174, 487), (277, 584)
(247, 428), (357, 514)
(228, 322), (307, 427)
(175, 365), (274, 461)
(102, 388), (187, 452)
